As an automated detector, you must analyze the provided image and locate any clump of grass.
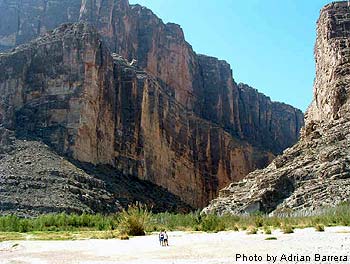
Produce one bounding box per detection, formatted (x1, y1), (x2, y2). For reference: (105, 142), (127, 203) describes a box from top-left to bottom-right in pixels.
(118, 202), (151, 236)
(118, 234), (130, 240)
(281, 225), (294, 234)
(254, 215), (264, 228)
(263, 226), (272, 235)
(246, 226), (258, 235)
(315, 224), (325, 232)
(31, 231), (75, 240)
(232, 226), (239, 231)
(265, 237), (277, 240)
(0, 232), (26, 241)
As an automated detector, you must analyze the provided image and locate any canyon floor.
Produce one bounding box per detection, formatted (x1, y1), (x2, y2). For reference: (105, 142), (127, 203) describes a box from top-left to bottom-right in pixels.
(1, 227), (350, 264)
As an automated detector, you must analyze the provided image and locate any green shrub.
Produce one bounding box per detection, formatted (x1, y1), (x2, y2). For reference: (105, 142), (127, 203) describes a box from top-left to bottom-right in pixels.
(263, 226), (272, 235)
(281, 225), (294, 234)
(118, 203), (151, 236)
(200, 214), (220, 232)
(241, 226), (247, 231)
(254, 215), (264, 228)
(315, 224), (325, 232)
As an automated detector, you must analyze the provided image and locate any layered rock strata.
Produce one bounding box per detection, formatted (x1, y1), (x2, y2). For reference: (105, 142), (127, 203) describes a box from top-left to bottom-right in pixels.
(0, 24), (276, 208)
(0, 0), (304, 210)
(0, 23), (116, 165)
(0, 0), (303, 154)
(203, 1), (350, 215)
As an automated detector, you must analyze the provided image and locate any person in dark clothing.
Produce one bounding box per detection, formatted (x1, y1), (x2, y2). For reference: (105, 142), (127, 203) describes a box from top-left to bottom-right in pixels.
(159, 231), (164, 246)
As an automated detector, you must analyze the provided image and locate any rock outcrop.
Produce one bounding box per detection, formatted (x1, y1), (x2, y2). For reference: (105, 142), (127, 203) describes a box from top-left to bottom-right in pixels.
(0, 24), (275, 208)
(237, 83), (304, 153)
(0, 0), (304, 211)
(203, 1), (350, 215)
(0, 23), (116, 165)
(0, 0), (303, 153)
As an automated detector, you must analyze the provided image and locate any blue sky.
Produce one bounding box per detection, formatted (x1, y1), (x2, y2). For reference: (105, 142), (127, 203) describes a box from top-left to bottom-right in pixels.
(129, 0), (337, 112)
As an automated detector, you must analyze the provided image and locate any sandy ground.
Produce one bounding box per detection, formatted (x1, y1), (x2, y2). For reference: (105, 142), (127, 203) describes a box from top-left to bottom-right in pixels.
(1, 227), (350, 264)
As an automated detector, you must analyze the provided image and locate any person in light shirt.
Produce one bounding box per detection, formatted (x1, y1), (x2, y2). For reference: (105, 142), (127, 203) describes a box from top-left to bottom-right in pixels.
(163, 231), (169, 246)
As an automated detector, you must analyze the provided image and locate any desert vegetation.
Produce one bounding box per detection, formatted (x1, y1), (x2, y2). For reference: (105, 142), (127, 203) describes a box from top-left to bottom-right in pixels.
(0, 203), (350, 241)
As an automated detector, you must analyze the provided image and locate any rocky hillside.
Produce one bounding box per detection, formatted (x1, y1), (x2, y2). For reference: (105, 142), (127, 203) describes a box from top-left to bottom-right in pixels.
(203, 1), (350, 215)
(0, 0), (303, 212)
(0, 127), (192, 216)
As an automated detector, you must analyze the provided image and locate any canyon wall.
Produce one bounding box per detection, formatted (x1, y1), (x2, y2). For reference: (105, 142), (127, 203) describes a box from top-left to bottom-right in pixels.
(0, 24), (275, 207)
(0, 0), (304, 209)
(0, 0), (303, 154)
(204, 1), (350, 215)
(0, 23), (116, 165)
(306, 1), (350, 126)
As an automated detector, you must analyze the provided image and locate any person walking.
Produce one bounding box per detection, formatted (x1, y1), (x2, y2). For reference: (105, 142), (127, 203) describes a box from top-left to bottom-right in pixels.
(159, 231), (164, 246)
(163, 231), (169, 246)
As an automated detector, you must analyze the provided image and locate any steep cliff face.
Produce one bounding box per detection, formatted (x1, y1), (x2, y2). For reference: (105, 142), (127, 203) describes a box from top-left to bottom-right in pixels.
(0, 23), (116, 165)
(113, 56), (275, 207)
(0, 23), (274, 209)
(78, 2), (304, 154)
(203, 2), (350, 215)
(0, 0), (81, 50)
(0, 0), (304, 210)
(306, 1), (350, 126)
(237, 83), (304, 153)
(0, 0), (303, 155)
(0, 24), (193, 214)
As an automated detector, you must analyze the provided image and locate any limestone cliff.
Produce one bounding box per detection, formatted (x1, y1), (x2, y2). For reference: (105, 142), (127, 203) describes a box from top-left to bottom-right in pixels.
(306, 1), (350, 125)
(0, 0), (303, 154)
(0, 0), (304, 210)
(114, 56), (275, 207)
(0, 24), (275, 208)
(0, 23), (116, 165)
(203, 1), (350, 215)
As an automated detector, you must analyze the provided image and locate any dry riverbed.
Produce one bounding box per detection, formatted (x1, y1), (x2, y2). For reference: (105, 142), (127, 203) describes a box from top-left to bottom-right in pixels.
(1, 227), (350, 264)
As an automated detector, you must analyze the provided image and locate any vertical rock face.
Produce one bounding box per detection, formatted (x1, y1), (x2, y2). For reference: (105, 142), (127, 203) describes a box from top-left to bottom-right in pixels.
(203, 2), (350, 215)
(113, 56), (275, 207)
(238, 83), (304, 153)
(78, 2), (304, 153)
(306, 1), (350, 126)
(0, 0), (304, 209)
(0, 25), (274, 208)
(0, 1), (304, 153)
(0, 23), (116, 165)
(0, 0), (81, 50)
(79, 0), (198, 109)
(196, 55), (239, 134)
